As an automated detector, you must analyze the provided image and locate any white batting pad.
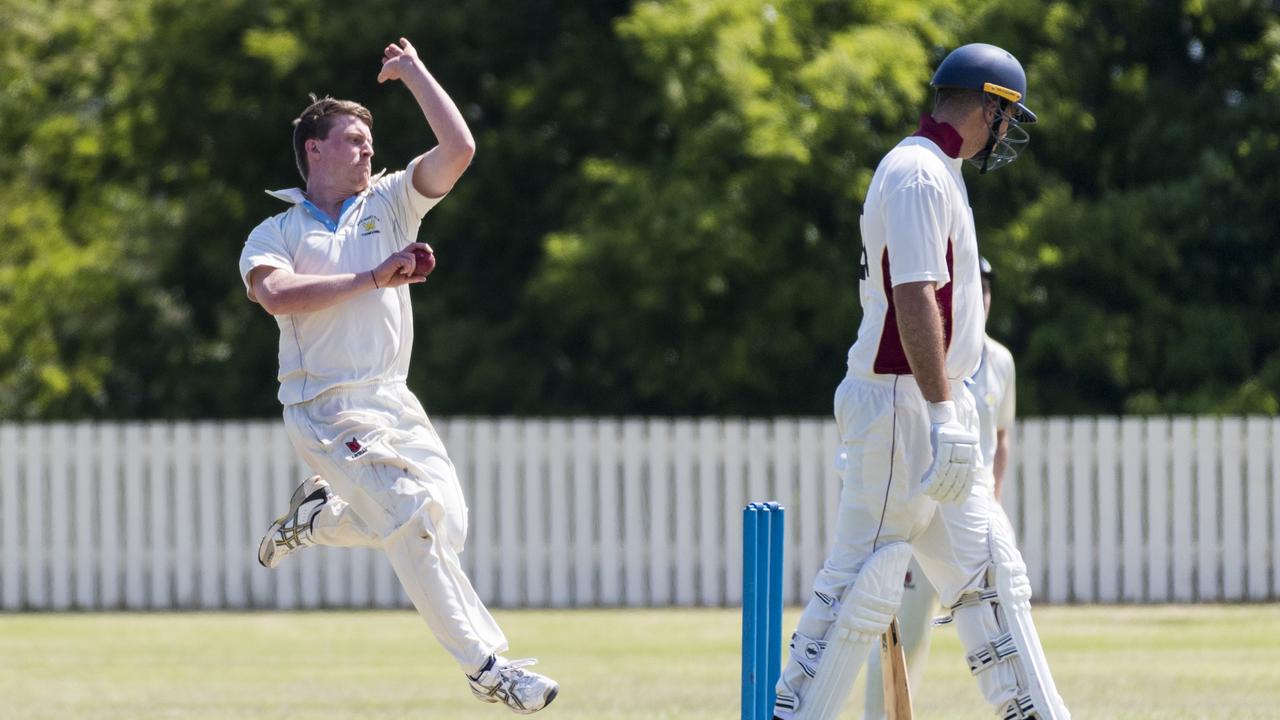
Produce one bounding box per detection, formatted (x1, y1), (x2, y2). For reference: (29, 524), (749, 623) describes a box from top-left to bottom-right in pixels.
(951, 513), (1070, 719)
(793, 542), (912, 720)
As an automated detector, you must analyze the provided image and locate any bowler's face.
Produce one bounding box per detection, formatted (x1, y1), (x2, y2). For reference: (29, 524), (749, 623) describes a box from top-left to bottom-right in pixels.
(309, 115), (374, 190)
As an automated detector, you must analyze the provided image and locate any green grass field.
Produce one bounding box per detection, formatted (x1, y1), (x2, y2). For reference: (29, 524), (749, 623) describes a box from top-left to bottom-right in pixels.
(1, 605), (1276, 719)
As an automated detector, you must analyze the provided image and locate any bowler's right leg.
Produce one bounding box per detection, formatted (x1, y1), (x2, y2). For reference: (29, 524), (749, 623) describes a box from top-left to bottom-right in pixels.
(257, 475), (382, 569)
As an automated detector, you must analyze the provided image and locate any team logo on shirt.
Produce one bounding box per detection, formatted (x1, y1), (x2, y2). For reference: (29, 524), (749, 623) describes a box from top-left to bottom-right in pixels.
(345, 437), (368, 458)
(358, 215), (381, 236)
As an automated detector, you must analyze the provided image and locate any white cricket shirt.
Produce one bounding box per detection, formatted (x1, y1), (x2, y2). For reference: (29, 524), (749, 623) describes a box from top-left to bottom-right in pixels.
(847, 115), (985, 382)
(970, 335), (1016, 467)
(239, 157), (442, 405)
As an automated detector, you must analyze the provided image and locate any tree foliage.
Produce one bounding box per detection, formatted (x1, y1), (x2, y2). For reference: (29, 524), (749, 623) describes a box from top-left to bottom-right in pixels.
(1, 0), (1277, 418)
(971, 0), (1280, 414)
(528, 0), (973, 413)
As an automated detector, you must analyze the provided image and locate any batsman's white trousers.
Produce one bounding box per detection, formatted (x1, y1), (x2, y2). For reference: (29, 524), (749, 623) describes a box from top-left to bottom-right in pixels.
(780, 373), (998, 704)
(284, 382), (507, 674)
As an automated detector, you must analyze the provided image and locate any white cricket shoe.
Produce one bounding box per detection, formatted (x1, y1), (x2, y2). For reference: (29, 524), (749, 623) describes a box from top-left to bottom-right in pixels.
(257, 476), (331, 569)
(467, 656), (559, 714)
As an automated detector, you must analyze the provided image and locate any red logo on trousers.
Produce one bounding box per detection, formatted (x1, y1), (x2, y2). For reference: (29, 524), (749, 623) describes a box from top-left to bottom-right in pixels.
(346, 437), (361, 453)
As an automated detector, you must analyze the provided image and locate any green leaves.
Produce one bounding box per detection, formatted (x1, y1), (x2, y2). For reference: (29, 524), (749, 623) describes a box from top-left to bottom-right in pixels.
(1, 0), (1276, 418)
(524, 0), (961, 413)
(242, 28), (304, 78)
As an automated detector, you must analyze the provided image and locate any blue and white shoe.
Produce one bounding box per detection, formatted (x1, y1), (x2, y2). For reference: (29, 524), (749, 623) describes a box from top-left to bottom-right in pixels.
(468, 656), (559, 714)
(257, 476), (331, 569)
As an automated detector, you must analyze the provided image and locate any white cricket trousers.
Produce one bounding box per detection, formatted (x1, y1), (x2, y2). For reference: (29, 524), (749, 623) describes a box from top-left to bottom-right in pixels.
(283, 382), (507, 674)
(780, 373), (1002, 702)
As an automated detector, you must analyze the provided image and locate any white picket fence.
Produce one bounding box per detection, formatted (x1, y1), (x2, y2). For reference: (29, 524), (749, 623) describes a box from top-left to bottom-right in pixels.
(0, 416), (1275, 611)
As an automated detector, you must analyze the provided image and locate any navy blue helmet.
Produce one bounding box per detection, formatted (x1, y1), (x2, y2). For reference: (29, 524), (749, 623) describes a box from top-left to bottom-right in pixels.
(931, 43), (1036, 172)
(932, 43), (1036, 123)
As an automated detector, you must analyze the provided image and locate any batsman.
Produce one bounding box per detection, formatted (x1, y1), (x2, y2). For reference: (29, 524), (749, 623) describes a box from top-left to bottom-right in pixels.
(773, 44), (1069, 719)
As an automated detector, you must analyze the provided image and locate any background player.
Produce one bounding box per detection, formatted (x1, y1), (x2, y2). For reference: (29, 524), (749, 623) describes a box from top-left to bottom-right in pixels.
(242, 38), (558, 714)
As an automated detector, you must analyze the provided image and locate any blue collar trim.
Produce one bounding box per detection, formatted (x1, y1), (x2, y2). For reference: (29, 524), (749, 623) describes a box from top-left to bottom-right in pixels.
(300, 196), (359, 232)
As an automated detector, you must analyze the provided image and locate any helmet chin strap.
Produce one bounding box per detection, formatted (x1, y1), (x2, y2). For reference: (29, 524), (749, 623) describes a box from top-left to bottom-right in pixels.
(977, 133), (998, 174)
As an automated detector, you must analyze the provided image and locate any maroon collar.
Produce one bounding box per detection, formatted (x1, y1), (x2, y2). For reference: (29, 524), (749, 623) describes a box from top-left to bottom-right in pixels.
(913, 114), (963, 158)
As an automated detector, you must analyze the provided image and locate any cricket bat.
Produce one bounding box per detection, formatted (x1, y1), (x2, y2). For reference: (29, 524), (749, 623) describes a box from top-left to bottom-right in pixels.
(879, 616), (913, 720)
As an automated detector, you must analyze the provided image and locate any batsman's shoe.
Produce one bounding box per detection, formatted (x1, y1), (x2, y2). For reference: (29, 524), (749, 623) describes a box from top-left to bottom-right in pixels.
(257, 476), (331, 569)
(467, 656), (559, 714)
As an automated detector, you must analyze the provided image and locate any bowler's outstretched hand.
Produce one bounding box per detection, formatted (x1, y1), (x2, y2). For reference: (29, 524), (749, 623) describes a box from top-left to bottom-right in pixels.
(377, 38), (422, 84)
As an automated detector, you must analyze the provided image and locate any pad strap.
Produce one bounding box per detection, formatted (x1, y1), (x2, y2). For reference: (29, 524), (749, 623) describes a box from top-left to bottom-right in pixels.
(1000, 692), (1038, 719)
(788, 632), (827, 679)
(966, 631), (1020, 674)
(933, 588), (999, 626)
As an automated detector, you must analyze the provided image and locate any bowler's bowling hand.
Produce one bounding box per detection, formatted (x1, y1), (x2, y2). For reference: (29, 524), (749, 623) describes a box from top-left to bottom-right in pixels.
(377, 38), (424, 84)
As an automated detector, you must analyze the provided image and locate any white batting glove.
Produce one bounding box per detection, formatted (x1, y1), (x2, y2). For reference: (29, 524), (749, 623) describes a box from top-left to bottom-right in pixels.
(920, 400), (980, 503)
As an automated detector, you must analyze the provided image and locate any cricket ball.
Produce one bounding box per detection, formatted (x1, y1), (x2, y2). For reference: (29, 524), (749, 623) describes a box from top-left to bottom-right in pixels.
(412, 247), (436, 277)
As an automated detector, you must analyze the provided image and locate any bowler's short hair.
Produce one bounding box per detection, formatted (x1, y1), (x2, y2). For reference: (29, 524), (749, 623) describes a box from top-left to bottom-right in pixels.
(292, 94), (374, 182)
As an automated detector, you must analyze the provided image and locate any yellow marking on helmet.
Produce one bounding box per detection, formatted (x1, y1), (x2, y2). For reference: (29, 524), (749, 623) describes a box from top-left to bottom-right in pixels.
(983, 82), (1022, 102)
